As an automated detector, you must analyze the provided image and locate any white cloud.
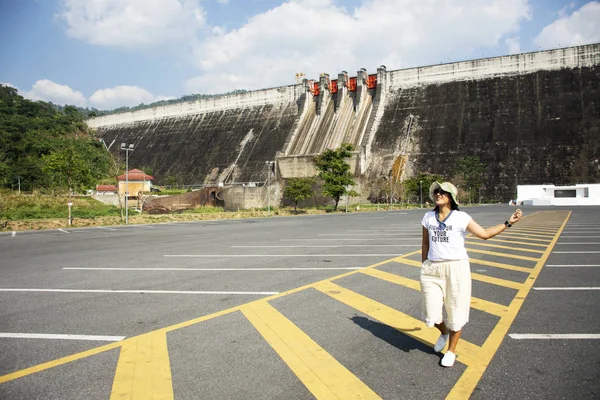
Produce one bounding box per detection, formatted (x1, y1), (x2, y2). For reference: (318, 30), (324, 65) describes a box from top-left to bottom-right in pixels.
(534, 1), (600, 49)
(186, 0), (532, 94)
(89, 86), (172, 109)
(505, 37), (521, 54)
(24, 79), (87, 107)
(57, 0), (206, 49)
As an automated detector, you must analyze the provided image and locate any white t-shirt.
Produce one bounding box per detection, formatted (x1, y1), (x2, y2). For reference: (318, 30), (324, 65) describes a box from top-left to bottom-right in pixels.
(421, 210), (472, 261)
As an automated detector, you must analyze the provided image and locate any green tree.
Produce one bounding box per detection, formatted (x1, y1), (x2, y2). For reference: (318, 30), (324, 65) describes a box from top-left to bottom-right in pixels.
(284, 177), (315, 213)
(452, 156), (485, 203)
(402, 173), (444, 205)
(313, 143), (358, 211)
(43, 139), (111, 195)
(0, 84), (113, 191)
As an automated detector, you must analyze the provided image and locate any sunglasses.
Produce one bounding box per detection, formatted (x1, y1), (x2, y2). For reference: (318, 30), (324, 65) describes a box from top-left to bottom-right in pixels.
(433, 188), (449, 196)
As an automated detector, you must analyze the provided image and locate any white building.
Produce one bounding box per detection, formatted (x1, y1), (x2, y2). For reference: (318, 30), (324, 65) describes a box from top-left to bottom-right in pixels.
(517, 184), (600, 206)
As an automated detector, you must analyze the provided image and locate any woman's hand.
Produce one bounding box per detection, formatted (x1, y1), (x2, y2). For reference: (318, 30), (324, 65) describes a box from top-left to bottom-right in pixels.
(509, 209), (522, 224)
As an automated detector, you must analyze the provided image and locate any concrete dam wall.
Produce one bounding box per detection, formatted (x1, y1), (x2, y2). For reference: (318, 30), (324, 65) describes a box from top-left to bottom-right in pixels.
(90, 86), (301, 184)
(89, 43), (600, 203)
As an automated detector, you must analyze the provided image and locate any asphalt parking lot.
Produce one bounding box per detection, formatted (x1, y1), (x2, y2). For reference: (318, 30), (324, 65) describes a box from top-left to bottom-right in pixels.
(0, 205), (598, 399)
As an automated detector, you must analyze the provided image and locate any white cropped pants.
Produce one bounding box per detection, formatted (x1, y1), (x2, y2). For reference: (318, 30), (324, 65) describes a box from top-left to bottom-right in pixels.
(420, 258), (472, 332)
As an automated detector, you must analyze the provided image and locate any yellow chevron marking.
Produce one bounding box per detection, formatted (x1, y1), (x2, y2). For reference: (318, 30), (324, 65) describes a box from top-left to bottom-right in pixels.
(510, 227), (559, 234)
(468, 258), (533, 273)
(241, 301), (381, 400)
(466, 248), (540, 262)
(499, 233), (552, 242)
(481, 237), (548, 247)
(502, 229), (556, 237)
(470, 272), (524, 290)
(392, 257), (531, 281)
(391, 257), (422, 267)
(314, 281), (482, 367)
(110, 332), (173, 400)
(361, 269), (509, 317)
(447, 211), (571, 399)
(464, 241), (545, 254)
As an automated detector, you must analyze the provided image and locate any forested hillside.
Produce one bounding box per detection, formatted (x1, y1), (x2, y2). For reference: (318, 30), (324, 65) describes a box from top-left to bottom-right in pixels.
(0, 85), (113, 192)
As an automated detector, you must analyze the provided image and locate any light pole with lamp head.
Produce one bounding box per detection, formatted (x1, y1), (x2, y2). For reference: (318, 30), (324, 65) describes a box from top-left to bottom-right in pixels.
(265, 161), (274, 216)
(120, 143), (135, 224)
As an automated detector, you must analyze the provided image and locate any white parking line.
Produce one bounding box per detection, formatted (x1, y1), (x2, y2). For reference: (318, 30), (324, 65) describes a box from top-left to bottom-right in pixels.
(164, 254), (401, 257)
(318, 233), (420, 236)
(559, 236), (600, 238)
(63, 267), (362, 271)
(0, 333), (125, 341)
(562, 228), (600, 231)
(97, 226), (117, 231)
(231, 245), (418, 248)
(555, 243), (600, 245)
(57, 229), (69, 234)
(347, 230), (417, 232)
(533, 287), (600, 290)
(509, 334), (600, 340)
(553, 251), (600, 254)
(0, 288), (278, 295)
(546, 265), (600, 267)
(281, 238), (394, 241)
(357, 214), (406, 219)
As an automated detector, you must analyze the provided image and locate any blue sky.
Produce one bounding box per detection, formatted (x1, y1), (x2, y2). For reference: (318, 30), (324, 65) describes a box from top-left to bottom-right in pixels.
(1, 0), (599, 110)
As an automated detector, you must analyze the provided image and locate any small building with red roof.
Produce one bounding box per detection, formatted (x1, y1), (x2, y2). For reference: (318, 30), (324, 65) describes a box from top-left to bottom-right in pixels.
(116, 169), (154, 197)
(95, 184), (118, 195)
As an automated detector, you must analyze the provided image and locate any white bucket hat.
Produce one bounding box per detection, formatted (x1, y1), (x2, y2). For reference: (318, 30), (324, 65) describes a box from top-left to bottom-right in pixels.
(429, 181), (459, 205)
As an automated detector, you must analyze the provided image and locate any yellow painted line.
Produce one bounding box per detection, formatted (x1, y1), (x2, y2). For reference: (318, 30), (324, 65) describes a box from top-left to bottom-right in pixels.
(470, 273), (524, 290)
(482, 238), (547, 248)
(466, 248), (540, 262)
(393, 255), (532, 276)
(496, 234), (551, 243)
(511, 228), (559, 234)
(314, 281), (481, 367)
(464, 241), (545, 254)
(500, 232), (553, 240)
(503, 231), (556, 238)
(469, 258), (533, 274)
(110, 332), (173, 400)
(362, 269), (509, 317)
(391, 257), (422, 267)
(0, 341), (123, 384)
(517, 224), (562, 229)
(241, 301), (380, 400)
(469, 297), (509, 317)
(447, 211), (571, 399)
(361, 268), (420, 291)
(0, 255), (406, 385)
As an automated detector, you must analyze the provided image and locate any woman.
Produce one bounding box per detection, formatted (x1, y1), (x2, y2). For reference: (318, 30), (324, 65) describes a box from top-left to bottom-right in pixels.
(421, 181), (522, 367)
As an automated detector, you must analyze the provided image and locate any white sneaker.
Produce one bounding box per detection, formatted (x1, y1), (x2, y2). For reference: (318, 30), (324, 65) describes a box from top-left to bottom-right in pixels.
(441, 351), (456, 367)
(434, 334), (449, 353)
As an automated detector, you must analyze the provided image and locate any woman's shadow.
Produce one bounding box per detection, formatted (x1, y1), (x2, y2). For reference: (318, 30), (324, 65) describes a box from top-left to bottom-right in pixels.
(350, 316), (441, 359)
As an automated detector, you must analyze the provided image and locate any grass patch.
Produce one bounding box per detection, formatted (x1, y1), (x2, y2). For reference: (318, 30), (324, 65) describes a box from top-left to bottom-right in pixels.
(0, 193), (120, 220)
(156, 189), (189, 196)
(183, 205), (225, 214)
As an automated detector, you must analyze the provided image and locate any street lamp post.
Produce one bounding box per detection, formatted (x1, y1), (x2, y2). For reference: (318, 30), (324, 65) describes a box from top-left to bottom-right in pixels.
(265, 161), (274, 216)
(121, 143), (135, 224)
(419, 180), (423, 208)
